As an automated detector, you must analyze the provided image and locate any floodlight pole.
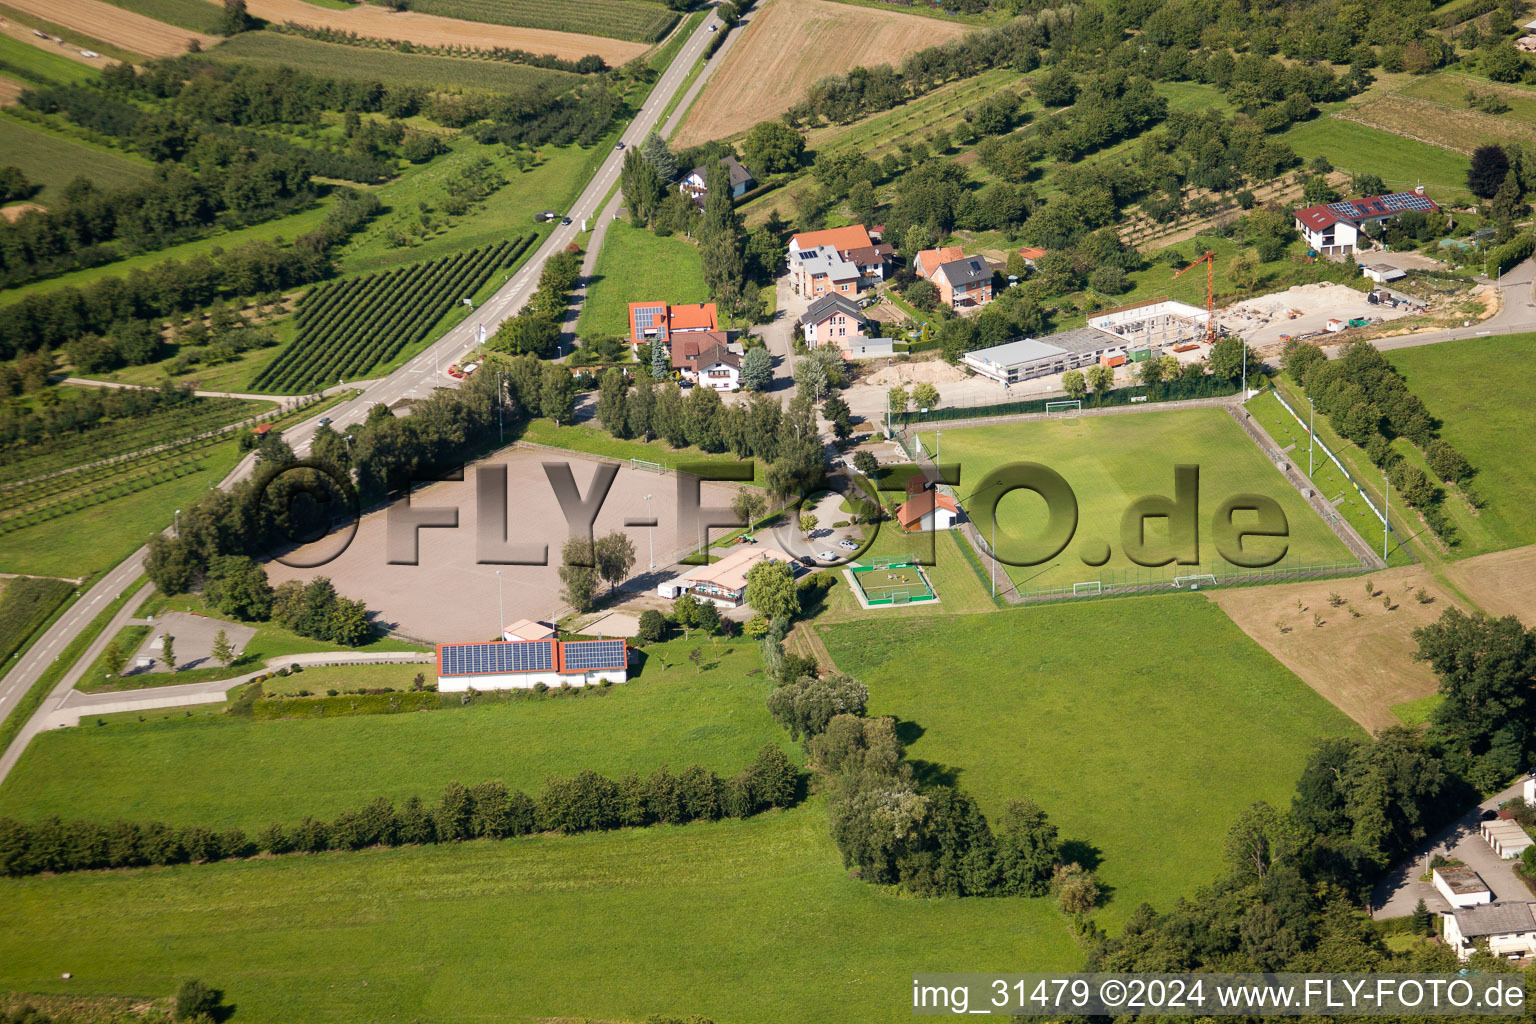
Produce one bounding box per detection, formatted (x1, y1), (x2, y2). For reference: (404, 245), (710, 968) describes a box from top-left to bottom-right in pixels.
(1383, 471), (1390, 561)
(1308, 397), (1314, 478)
(496, 570), (504, 638)
(644, 493), (655, 570)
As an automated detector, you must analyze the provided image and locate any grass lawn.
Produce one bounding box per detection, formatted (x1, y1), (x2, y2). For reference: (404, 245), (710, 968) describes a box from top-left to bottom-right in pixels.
(0, 34), (100, 85)
(0, 634), (787, 827)
(1244, 389), (1414, 567)
(0, 803), (1080, 1023)
(576, 215), (708, 338)
(1392, 692), (1442, 727)
(78, 624), (151, 687)
(1386, 333), (1536, 557)
(1283, 117), (1474, 204)
(207, 32), (579, 94)
(819, 595), (1363, 928)
(913, 408), (1357, 595)
(0, 115), (150, 202)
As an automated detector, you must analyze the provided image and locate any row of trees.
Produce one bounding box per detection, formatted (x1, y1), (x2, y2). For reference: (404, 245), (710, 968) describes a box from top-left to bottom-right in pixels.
(0, 747), (798, 876)
(488, 247), (581, 360)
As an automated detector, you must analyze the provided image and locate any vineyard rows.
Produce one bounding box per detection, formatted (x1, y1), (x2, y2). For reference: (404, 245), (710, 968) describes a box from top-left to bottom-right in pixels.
(403, 0), (678, 42)
(253, 238), (533, 393)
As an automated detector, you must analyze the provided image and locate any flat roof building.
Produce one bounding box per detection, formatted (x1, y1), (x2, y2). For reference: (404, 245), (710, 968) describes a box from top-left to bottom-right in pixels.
(961, 327), (1127, 385)
(436, 638), (628, 691)
(1433, 865), (1493, 909)
(1481, 819), (1534, 860)
(656, 546), (799, 607)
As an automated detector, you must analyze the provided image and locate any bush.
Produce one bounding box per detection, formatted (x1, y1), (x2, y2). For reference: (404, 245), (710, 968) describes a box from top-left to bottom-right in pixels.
(637, 609), (668, 642)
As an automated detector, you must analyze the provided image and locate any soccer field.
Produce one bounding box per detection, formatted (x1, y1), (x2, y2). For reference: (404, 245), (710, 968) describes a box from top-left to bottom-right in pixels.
(915, 408), (1356, 595)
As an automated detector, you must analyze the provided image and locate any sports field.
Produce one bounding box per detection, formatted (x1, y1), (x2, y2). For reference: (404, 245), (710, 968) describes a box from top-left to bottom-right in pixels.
(1387, 333), (1536, 557)
(820, 595), (1363, 928)
(914, 408), (1357, 596)
(849, 562), (934, 604)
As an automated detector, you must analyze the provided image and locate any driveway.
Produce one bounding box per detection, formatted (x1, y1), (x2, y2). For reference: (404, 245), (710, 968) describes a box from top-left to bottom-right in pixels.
(1372, 778), (1532, 918)
(750, 276), (807, 403)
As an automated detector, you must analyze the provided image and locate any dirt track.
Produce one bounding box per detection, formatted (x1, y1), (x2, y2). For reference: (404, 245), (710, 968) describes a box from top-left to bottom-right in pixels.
(1209, 566), (1459, 734)
(674, 0), (969, 146)
(225, 0), (648, 63)
(0, 17), (119, 66)
(4, 0), (216, 55)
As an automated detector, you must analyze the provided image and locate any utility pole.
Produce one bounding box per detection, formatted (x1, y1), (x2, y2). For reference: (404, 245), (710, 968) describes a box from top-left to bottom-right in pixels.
(644, 493), (655, 570)
(1383, 471), (1390, 562)
(174, 509), (181, 536)
(496, 570), (504, 638)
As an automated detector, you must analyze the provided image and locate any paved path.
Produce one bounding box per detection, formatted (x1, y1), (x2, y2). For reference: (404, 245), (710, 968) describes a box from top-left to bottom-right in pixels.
(1372, 779), (1531, 919)
(1344, 258), (1536, 355)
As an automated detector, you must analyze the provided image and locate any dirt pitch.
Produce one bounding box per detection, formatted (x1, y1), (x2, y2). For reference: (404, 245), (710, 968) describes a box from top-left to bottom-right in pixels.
(1208, 566), (1460, 734)
(672, 0), (969, 147)
(5, 0), (216, 55)
(222, 0), (648, 64)
(1440, 543), (1536, 625)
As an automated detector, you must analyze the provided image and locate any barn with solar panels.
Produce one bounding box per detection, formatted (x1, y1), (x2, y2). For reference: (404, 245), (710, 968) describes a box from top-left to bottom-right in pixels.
(435, 638), (628, 691)
(1292, 187), (1439, 256)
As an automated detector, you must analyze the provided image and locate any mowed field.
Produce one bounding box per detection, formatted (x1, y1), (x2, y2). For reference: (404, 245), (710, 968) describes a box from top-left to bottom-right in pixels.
(0, 117), (151, 199)
(215, 0), (651, 63)
(914, 409), (1357, 595)
(402, 0), (676, 43)
(1284, 116), (1474, 203)
(672, 0), (970, 147)
(820, 596), (1362, 929)
(1386, 333), (1536, 556)
(4, 0), (215, 55)
(577, 215), (709, 337)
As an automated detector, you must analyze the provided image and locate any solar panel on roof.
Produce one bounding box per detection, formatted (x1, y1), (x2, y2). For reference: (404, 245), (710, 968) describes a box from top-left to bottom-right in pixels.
(440, 640), (554, 676)
(563, 639), (625, 671)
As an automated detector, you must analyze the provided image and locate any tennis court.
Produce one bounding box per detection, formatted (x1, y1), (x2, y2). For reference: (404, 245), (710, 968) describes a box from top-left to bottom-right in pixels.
(849, 561), (937, 606)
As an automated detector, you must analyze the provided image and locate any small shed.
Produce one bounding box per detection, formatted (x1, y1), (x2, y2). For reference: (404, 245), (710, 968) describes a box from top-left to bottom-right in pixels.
(1362, 263), (1407, 284)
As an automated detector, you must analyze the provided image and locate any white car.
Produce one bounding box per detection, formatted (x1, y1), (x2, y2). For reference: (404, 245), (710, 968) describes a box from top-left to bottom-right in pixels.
(708, 23), (717, 31)
(80, 50), (99, 58)
(838, 539), (857, 550)
(816, 550), (838, 562)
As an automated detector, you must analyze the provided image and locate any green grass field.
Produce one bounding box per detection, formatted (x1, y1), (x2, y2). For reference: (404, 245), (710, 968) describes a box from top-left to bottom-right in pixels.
(0, 802), (1080, 1023)
(0, 34), (100, 86)
(576, 216), (709, 338)
(820, 595), (1363, 928)
(1244, 390), (1413, 567)
(0, 115), (151, 201)
(206, 32), (580, 93)
(914, 408), (1357, 595)
(98, 0), (224, 33)
(1283, 117), (1474, 204)
(1386, 333), (1536, 556)
(0, 635), (786, 827)
(0, 576), (75, 670)
(402, 0), (676, 41)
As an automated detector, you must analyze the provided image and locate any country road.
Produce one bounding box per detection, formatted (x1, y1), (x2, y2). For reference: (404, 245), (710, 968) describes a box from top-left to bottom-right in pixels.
(0, 8), (727, 785)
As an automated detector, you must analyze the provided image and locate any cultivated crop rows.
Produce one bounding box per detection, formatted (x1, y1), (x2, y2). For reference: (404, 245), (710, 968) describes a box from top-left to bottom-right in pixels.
(0, 449), (211, 537)
(404, 0), (678, 42)
(0, 398), (260, 487)
(253, 238), (532, 393)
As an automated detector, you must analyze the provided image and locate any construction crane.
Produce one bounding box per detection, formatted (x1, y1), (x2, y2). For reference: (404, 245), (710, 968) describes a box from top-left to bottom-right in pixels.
(1174, 249), (1220, 344)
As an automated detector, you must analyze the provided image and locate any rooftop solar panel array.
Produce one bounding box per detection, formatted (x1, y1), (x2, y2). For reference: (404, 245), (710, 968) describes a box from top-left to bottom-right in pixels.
(440, 640), (554, 676)
(1326, 193), (1435, 220)
(563, 639), (626, 671)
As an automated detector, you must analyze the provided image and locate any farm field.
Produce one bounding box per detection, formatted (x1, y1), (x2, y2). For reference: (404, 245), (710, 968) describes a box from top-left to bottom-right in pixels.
(1340, 94), (1536, 154)
(0, 575), (75, 669)
(0, 803), (1079, 1024)
(1441, 543), (1536, 626)
(913, 408), (1358, 595)
(820, 596), (1362, 929)
(206, 31), (583, 92)
(1397, 73), (1536, 129)
(98, 0), (222, 33)
(576, 216), (709, 338)
(0, 32), (101, 84)
(1387, 333), (1536, 556)
(401, 0), (675, 43)
(0, 115), (150, 200)
(1283, 117), (1474, 204)
(0, 635), (790, 828)
(672, 0), (970, 147)
(3, 0), (214, 55)
(212, 0), (651, 63)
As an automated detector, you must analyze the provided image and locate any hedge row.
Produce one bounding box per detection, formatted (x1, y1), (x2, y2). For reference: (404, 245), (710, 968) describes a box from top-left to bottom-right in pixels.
(0, 745), (799, 876)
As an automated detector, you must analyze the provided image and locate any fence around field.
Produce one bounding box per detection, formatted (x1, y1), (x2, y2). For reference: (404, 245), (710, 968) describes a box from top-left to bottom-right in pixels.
(849, 563), (937, 606)
(891, 378), (1242, 426)
(1270, 389), (1387, 525)
(1000, 556), (1372, 605)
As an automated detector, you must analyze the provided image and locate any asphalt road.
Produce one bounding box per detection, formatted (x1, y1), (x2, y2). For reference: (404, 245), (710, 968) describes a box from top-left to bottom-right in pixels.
(0, 9), (724, 770)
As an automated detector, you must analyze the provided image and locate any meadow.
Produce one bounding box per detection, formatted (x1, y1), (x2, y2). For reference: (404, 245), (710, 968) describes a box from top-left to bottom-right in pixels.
(0, 33), (100, 85)
(401, 0), (676, 42)
(0, 114), (151, 200)
(1387, 333), (1536, 556)
(576, 215), (709, 338)
(0, 576), (75, 669)
(98, 0), (224, 34)
(206, 32), (580, 93)
(0, 803), (1080, 1023)
(820, 595), (1363, 928)
(0, 635), (789, 826)
(1283, 117), (1474, 204)
(914, 408), (1358, 595)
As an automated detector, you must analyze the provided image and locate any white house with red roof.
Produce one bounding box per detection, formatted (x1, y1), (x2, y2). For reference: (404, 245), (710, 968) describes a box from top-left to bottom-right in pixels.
(1292, 187), (1439, 256)
(895, 489), (959, 532)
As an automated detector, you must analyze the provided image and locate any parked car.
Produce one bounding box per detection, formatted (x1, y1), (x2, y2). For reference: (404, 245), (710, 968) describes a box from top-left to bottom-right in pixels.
(816, 550), (837, 562)
(797, 555), (816, 567)
(838, 538), (858, 550)
(1482, 808), (1500, 821)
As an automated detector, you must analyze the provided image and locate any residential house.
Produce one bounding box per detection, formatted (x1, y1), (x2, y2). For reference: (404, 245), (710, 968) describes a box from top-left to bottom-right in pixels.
(679, 154), (755, 205)
(627, 301), (720, 345)
(895, 488), (959, 532)
(914, 246), (965, 279)
(670, 331), (741, 391)
(1017, 246), (1047, 267)
(933, 255), (995, 309)
(436, 638), (628, 691)
(1292, 188), (1440, 256)
(1443, 902), (1536, 960)
(801, 293), (872, 348)
(656, 546), (800, 607)
(787, 224), (893, 296)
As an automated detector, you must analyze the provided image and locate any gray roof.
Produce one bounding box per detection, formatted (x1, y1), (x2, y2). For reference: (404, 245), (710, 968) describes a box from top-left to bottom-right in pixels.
(936, 257), (992, 287)
(1452, 902), (1536, 938)
(966, 327), (1113, 368)
(690, 154), (754, 188)
(1435, 866), (1490, 895)
(804, 293), (864, 324)
(796, 244), (859, 281)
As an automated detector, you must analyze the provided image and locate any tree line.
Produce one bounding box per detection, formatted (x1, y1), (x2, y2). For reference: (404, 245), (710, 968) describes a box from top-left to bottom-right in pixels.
(1284, 339), (1475, 546)
(0, 745), (798, 876)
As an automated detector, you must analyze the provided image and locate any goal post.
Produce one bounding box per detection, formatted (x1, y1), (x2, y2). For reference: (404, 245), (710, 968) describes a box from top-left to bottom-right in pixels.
(630, 458), (665, 474)
(1173, 573), (1219, 590)
(1046, 400), (1082, 414)
(1072, 581), (1102, 596)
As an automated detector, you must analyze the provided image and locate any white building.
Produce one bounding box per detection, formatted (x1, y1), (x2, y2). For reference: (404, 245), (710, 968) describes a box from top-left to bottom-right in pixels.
(657, 545), (798, 608)
(843, 336), (895, 360)
(1292, 189), (1439, 256)
(1433, 865), (1493, 909)
(502, 618), (555, 643)
(962, 327), (1127, 385)
(436, 638), (627, 691)
(1480, 818), (1534, 860)
(1361, 263), (1406, 284)
(895, 489), (959, 532)
(679, 154), (755, 203)
(1443, 902), (1536, 960)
